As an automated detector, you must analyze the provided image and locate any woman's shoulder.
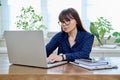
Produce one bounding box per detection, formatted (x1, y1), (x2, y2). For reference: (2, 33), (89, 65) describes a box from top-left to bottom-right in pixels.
(78, 31), (94, 38)
(78, 31), (91, 35)
(54, 31), (65, 36)
(52, 31), (66, 39)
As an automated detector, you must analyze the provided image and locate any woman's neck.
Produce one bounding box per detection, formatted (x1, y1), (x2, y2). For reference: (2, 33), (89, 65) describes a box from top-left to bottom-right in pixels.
(68, 28), (77, 38)
(68, 28), (77, 47)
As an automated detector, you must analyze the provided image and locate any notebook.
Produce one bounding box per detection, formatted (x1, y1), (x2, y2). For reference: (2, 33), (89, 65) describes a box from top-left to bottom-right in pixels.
(4, 30), (67, 68)
(70, 59), (117, 70)
(73, 59), (109, 66)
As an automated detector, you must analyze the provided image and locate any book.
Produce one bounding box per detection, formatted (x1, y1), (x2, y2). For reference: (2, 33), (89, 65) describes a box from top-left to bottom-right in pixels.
(74, 59), (108, 66)
(70, 61), (118, 70)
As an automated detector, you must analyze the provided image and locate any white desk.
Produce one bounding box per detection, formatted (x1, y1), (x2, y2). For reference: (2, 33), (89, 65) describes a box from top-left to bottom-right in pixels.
(91, 46), (120, 57)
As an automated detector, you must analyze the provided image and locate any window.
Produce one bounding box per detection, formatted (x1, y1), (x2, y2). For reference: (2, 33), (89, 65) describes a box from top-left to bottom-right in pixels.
(46, 0), (82, 32)
(0, 0), (10, 38)
(1, 0), (120, 36)
(87, 0), (120, 32)
(45, 0), (120, 32)
(8, 0), (41, 30)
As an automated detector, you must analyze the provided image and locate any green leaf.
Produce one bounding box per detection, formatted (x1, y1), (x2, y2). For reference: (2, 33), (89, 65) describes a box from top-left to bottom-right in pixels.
(15, 6), (47, 31)
(112, 32), (120, 37)
(107, 35), (111, 40)
(114, 38), (120, 43)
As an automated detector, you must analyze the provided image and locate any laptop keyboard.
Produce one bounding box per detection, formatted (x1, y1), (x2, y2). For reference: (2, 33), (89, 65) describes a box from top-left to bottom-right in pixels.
(47, 61), (67, 66)
(47, 61), (59, 64)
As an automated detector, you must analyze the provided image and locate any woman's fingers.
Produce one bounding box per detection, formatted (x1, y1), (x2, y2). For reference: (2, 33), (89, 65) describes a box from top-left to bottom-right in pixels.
(47, 55), (62, 63)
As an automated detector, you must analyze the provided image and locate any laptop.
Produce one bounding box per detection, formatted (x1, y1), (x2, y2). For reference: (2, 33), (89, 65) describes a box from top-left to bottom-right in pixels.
(4, 30), (67, 68)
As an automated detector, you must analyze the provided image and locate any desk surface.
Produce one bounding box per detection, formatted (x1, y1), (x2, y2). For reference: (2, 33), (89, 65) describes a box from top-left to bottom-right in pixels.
(0, 54), (120, 80)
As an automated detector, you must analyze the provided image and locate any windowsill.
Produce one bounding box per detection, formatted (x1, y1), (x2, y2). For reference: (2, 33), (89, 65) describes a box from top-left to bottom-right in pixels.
(0, 47), (7, 54)
(90, 46), (120, 57)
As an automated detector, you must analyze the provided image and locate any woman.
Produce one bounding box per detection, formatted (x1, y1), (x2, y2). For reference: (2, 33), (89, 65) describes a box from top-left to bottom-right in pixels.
(46, 8), (94, 63)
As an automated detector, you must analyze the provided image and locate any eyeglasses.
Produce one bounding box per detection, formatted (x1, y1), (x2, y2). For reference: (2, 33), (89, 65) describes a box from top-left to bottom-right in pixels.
(58, 21), (70, 26)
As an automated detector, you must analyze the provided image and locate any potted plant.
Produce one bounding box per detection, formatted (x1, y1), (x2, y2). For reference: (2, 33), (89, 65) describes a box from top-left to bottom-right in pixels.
(15, 6), (47, 31)
(111, 31), (120, 45)
(90, 17), (113, 46)
(0, 0), (2, 6)
(0, 3), (1, 6)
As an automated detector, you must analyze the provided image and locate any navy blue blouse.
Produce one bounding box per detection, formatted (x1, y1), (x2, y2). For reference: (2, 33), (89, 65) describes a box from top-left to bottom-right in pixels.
(46, 31), (94, 61)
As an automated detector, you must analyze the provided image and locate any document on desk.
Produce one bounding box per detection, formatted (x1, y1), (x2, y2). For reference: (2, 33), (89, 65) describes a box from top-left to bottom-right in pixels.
(70, 59), (118, 70)
(74, 59), (108, 66)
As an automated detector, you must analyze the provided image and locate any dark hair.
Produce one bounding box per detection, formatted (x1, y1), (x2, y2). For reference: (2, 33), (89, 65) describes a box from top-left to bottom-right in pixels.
(59, 8), (86, 32)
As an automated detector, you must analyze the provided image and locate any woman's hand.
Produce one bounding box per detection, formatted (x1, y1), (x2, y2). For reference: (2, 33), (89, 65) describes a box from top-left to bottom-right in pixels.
(47, 55), (63, 63)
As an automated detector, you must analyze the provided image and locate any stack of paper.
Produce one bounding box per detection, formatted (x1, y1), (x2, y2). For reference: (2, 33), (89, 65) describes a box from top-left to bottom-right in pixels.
(74, 59), (108, 66)
(70, 59), (117, 70)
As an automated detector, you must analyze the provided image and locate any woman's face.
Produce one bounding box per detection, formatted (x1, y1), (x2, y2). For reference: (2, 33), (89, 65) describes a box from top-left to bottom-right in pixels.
(60, 19), (77, 33)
